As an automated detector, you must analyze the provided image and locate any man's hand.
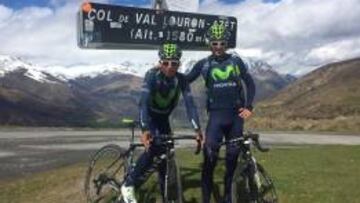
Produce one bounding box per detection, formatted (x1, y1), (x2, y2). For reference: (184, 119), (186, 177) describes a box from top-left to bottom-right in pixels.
(194, 129), (204, 154)
(238, 108), (253, 119)
(195, 130), (203, 144)
(140, 131), (152, 150)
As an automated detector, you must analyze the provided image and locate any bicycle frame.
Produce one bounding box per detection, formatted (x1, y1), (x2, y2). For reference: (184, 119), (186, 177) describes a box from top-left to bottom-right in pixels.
(220, 132), (277, 203)
(120, 119), (199, 203)
(125, 135), (196, 203)
(85, 119), (201, 203)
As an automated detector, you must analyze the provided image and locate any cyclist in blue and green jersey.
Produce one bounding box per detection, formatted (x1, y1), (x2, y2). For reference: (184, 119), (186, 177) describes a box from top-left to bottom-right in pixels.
(121, 43), (203, 203)
(186, 22), (256, 203)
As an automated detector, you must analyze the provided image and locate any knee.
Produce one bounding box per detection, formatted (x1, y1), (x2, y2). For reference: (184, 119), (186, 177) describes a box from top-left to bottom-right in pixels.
(203, 144), (219, 166)
(124, 175), (135, 187)
(226, 144), (241, 161)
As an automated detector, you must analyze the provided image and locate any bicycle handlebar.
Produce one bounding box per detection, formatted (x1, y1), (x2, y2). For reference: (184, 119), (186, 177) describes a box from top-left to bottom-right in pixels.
(172, 135), (202, 155)
(121, 119), (140, 127)
(129, 135), (201, 155)
(220, 132), (269, 152)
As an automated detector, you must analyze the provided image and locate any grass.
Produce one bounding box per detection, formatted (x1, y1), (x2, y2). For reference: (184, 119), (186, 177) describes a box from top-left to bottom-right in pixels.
(246, 116), (360, 133)
(1, 145), (360, 203)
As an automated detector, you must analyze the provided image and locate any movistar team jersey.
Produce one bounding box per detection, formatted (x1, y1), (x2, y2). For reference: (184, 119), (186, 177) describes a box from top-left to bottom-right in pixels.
(139, 68), (201, 131)
(186, 53), (256, 110)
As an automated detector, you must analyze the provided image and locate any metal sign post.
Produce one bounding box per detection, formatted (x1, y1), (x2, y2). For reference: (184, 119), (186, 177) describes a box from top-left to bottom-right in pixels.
(77, 2), (237, 50)
(153, 0), (168, 10)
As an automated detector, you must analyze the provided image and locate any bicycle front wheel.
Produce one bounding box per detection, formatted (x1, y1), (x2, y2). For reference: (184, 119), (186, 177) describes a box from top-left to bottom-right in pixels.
(166, 157), (183, 203)
(84, 144), (128, 203)
(232, 162), (278, 203)
(232, 161), (251, 203)
(256, 163), (278, 203)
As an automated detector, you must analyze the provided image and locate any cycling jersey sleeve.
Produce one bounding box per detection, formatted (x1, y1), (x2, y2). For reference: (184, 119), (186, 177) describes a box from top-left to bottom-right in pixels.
(139, 71), (153, 132)
(179, 75), (201, 130)
(185, 60), (203, 83)
(237, 58), (256, 111)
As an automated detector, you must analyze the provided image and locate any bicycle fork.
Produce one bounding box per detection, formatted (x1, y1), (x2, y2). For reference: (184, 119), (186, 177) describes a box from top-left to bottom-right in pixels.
(164, 147), (175, 203)
(164, 151), (170, 203)
(251, 157), (262, 189)
(242, 150), (261, 201)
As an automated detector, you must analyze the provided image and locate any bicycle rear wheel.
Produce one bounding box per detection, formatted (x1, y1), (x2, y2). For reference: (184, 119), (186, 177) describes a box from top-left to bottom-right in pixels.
(84, 144), (128, 203)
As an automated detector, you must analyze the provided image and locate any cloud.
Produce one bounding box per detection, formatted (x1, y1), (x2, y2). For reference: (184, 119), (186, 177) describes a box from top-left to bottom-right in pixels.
(200, 0), (360, 74)
(306, 36), (360, 62)
(0, 1), (160, 67)
(0, 5), (13, 27)
(0, 0), (359, 75)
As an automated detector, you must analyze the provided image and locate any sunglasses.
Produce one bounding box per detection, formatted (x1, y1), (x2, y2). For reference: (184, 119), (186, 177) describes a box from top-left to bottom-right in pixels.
(161, 60), (180, 67)
(211, 41), (226, 47)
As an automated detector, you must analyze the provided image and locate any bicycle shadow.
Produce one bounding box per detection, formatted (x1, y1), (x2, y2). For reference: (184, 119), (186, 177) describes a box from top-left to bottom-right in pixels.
(180, 165), (223, 203)
(136, 163), (225, 203)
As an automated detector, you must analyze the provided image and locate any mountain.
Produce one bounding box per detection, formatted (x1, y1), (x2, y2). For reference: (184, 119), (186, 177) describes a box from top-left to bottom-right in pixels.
(68, 73), (142, 124)
(251, 58), (360, 132)
(243, 58), (296, 101)
(0, 55), (147, 126)
(0, 56), (95, 126)
(0, 54), (295, 126)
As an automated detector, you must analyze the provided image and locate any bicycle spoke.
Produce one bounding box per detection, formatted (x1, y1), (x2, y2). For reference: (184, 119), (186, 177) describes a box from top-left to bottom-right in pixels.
(104, 156), (123, 172)
(109, 162), (125, 178)
(85, 144), (127, 203)
(93, 195), (105, 203)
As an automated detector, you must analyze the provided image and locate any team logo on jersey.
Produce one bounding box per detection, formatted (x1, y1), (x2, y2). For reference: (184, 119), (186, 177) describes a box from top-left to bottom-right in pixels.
(211, 64), (240, 81)
(154, 89), (179, 108)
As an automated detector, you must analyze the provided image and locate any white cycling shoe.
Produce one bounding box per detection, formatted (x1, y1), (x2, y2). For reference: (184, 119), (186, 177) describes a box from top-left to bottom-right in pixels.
(120, 185), (137, 203)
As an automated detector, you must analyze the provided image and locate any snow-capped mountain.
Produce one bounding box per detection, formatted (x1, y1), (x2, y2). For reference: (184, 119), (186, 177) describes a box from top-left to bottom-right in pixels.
(45, 62), (149, 80)
(0, 55), (143, 126)
(0, 55), (61, 84)
(0, 54), (296, 83)
(0, 55), (148, 82)
(244, 58), (275, 79)
(0, 54), (296, 126)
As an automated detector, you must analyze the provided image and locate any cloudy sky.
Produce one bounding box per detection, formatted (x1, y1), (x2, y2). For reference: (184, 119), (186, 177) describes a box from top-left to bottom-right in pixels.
(0, 0), (359, 75)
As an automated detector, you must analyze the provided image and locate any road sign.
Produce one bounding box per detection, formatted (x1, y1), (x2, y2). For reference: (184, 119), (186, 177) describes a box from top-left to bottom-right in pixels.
(77, 2), (237, 50)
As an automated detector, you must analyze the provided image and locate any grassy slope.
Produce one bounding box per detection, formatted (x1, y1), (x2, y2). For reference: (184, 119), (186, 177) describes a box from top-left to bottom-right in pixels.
(1, 146), (360, 203)
(250, 58), (360, 132)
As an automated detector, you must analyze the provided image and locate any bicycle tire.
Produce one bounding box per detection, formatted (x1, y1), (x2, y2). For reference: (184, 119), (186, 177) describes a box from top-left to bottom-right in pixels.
(256, 163), (278, 203)
(232, 163), (278, 203)
(232, 162), (251, 203)
(166, 157), (183, 203)
(84, 144), (128, 203)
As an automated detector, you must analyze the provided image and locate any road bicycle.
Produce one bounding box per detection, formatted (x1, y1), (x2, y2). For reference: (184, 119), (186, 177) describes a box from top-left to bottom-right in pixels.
(84, 119), (200, 203)
(220, 132), (278, 203)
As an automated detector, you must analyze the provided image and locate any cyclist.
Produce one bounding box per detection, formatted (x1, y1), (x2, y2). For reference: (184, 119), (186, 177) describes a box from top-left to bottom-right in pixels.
(185, 22), (256, 203)
(121, 43), (203, 203)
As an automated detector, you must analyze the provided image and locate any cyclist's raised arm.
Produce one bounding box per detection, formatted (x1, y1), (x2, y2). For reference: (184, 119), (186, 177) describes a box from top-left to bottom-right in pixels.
(179, 74), (201, 131)
(185, 59), (203, 84)
(139, 70), (153, 132)
(236, 57), (256, 111)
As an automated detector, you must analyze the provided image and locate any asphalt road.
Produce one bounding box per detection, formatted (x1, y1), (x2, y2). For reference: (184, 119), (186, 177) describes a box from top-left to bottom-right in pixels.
(0, 129), (359, 180)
